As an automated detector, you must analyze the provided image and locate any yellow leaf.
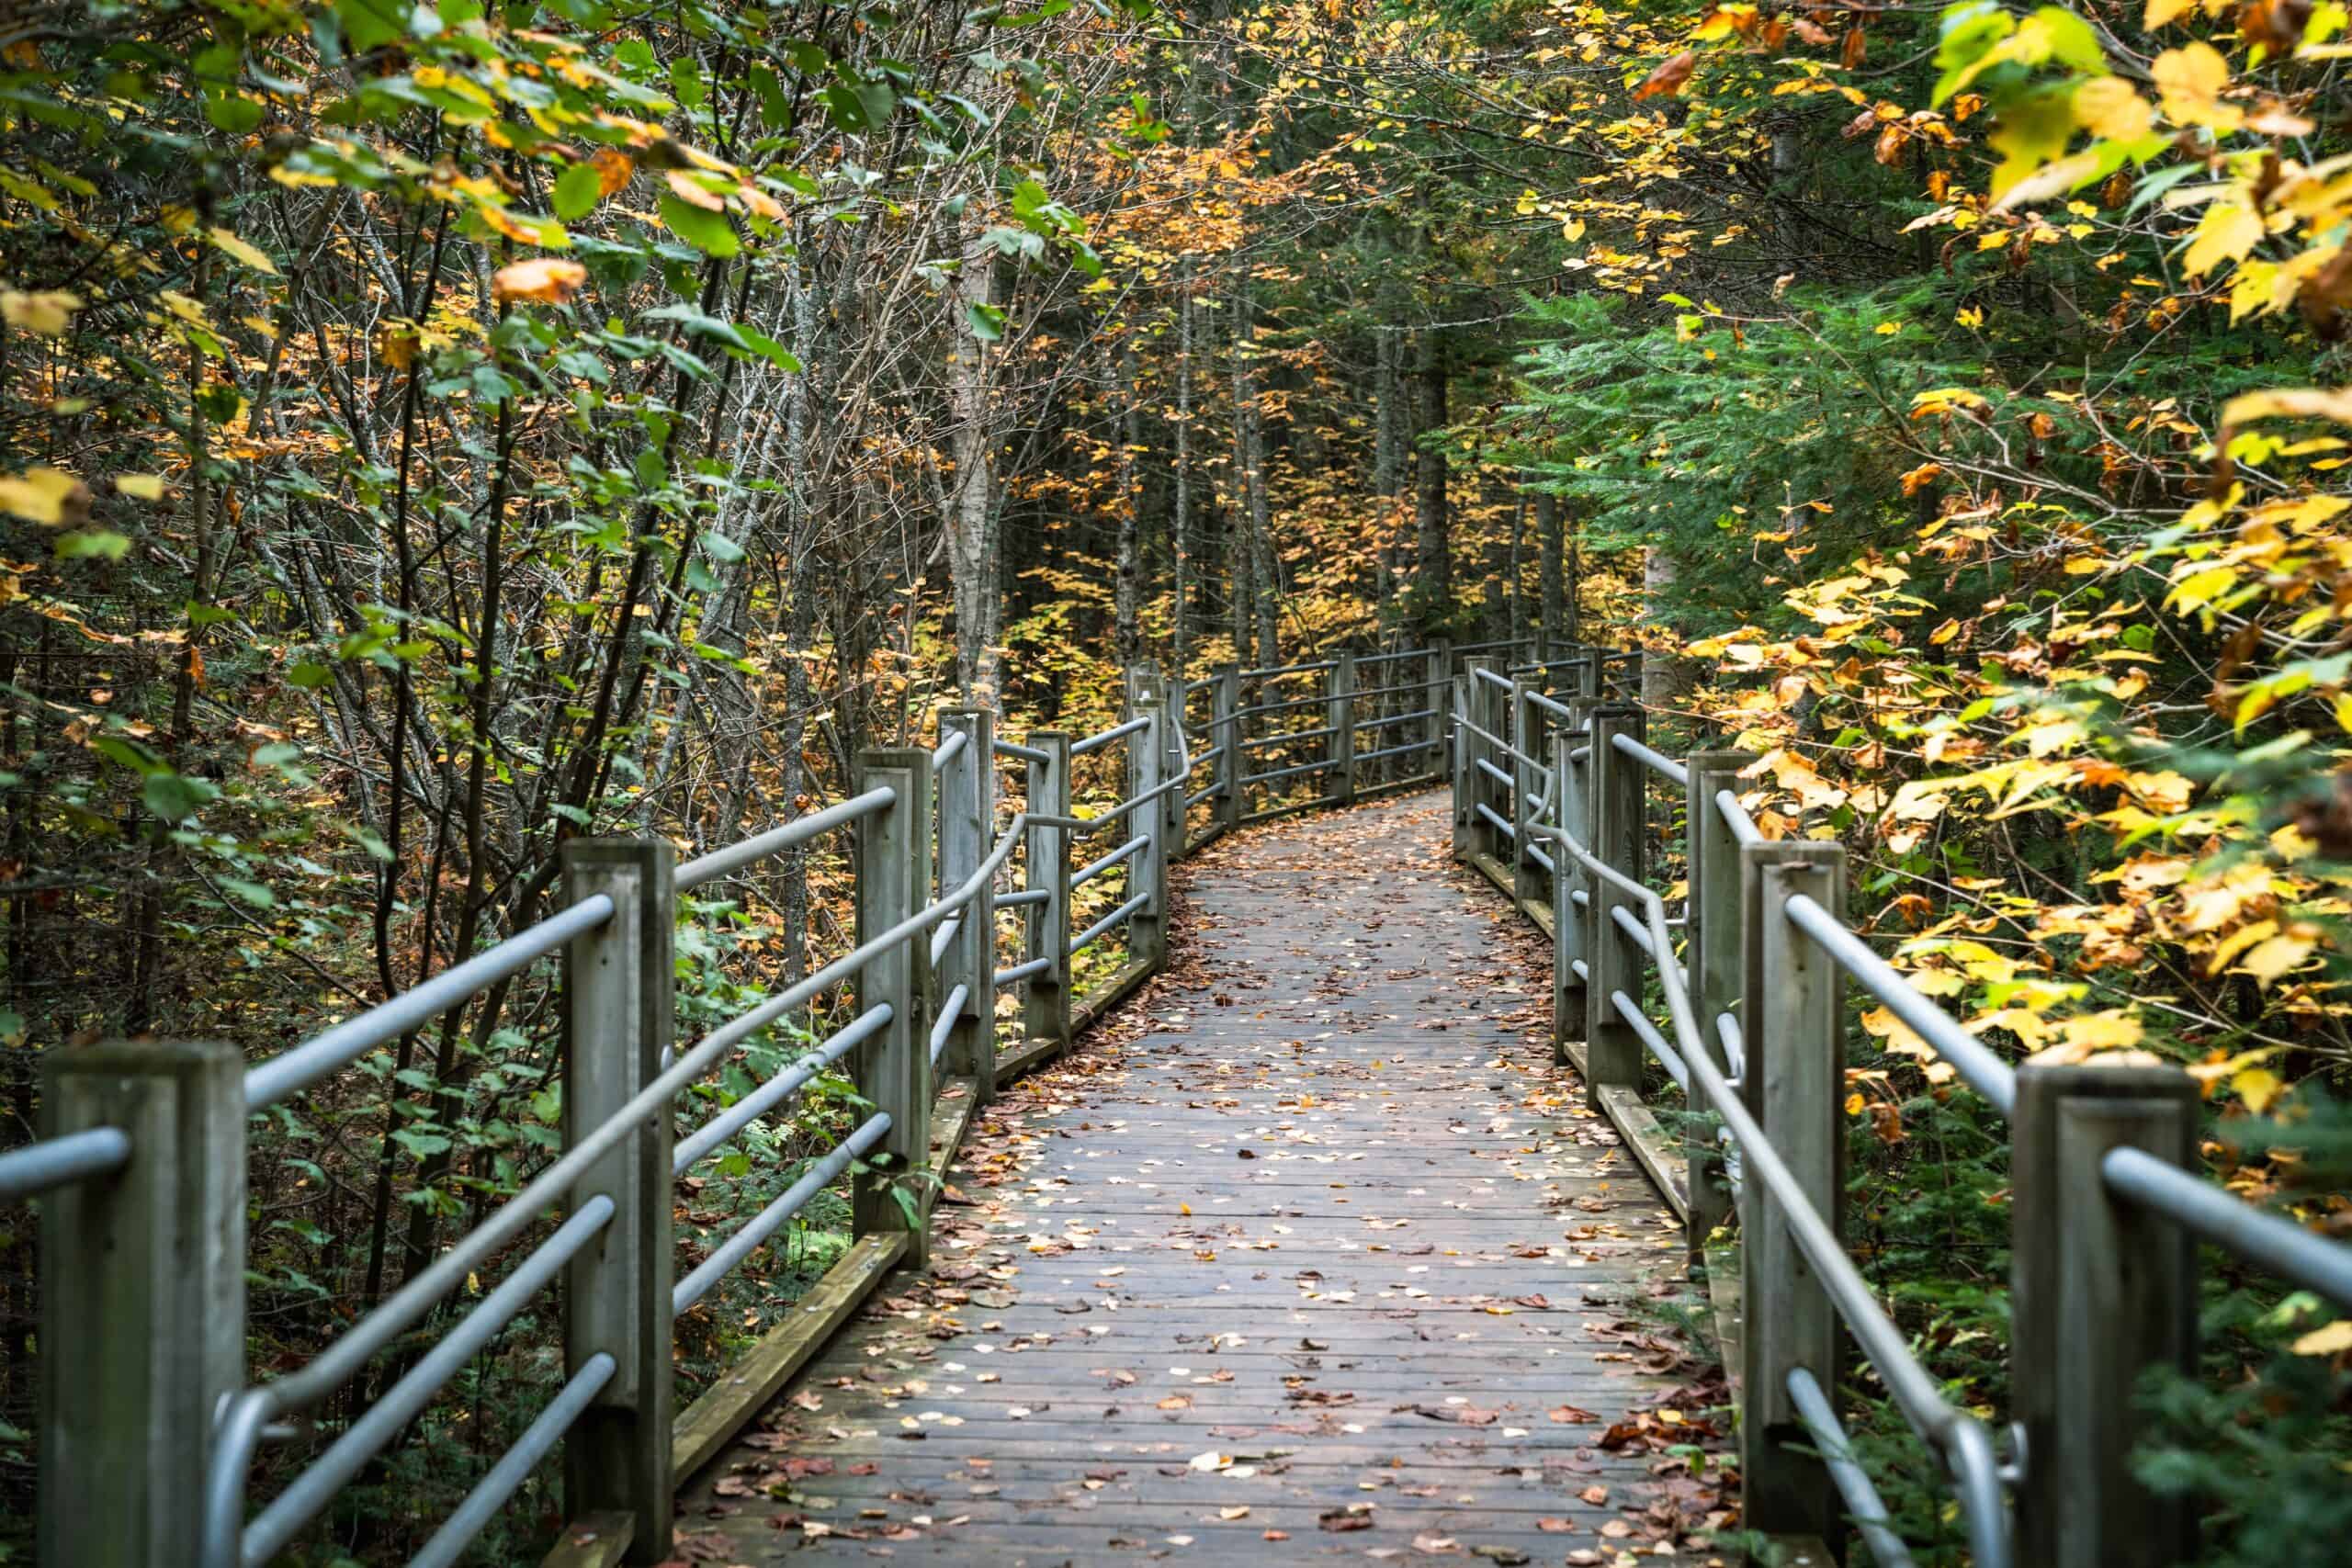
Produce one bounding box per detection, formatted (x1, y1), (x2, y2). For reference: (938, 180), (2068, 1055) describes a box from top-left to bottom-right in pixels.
(1, 288), (82, 335)
(2151, 43), (2245, 131)
(2183, 200), (2266, 277)
(117, 474), (166, 501)
(0, 467), (89, 525)
(2222, 387), (2352, 428)
(2240, 931), (2316, 985)
(2061, 1010), (2143, 1052)
(206, 227), (278, 276)
(2145, 0), (2198, 26)
(2232, 1066), (2284, 1113)
(2074, 75), (2154, 141)
(2290, 1320), (2352, 1356)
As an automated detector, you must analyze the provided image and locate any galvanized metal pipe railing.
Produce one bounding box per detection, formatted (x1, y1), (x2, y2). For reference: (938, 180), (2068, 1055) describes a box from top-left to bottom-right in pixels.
(243, 891), (619, 1110)
(673, 1113), (893, 1314)
(0, 1126), (130, 1203)
(676, 784), (898, 893)
(1070, 714), (1151, 756)
(1529, 815), (2012, 1568)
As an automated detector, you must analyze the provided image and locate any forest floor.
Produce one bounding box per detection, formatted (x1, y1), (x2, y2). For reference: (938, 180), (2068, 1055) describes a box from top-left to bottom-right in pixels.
(673, 791), (1736, 1562)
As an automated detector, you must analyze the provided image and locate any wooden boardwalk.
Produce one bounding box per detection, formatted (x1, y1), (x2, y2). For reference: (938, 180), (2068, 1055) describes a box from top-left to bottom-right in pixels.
(678, 791), (1726, 1562)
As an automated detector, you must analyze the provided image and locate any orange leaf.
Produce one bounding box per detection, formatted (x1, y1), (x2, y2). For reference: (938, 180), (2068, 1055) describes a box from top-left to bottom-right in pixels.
(492, 258), (588, 306)
(1634, 51), (1697, 100)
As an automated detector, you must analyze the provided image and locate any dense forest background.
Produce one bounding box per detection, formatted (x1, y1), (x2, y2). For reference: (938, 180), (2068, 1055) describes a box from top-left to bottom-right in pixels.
(2, 0), (2350, 1559)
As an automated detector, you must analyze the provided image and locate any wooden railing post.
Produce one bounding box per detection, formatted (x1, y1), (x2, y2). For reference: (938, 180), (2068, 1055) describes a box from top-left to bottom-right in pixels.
(40, 1040), (243, 1568)
(1577, 645), (1603, 702)
(2013, 1057), (2199, 1568)
(560, 838), (676, 1561)
(1449, 671), (1474, 862)
(1329, 651), (1358, 805)
(1465, 660), (1503, 865)
(1510, 674), (1542, 913)
(1160, 670), (1188, 852)
(1583, 705), (1645, 1106)
(1420, 639), (1439, 780)
(853, 749), (933, 1265)
(1551, 716), (1592, 1066)
(1685, 749), (1753, 1263)
(1125, 667), (1171, 972)
(1212, 665), (1241, 837)
(938, 708), (995, 1098)
(1022, 731), (1073, 1048)
(1737, 840), (1845, 1547)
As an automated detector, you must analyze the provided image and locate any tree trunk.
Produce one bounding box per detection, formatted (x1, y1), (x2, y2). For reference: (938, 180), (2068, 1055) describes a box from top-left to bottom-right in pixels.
(1172, 274), (1194, 676)
(1408, 329), (1451, 637)
(1535, 486), (1564, 662)
(946, 211), (1002, 709)
(1507, 491), (1526, 654)
(1114, 343), (1143, 670)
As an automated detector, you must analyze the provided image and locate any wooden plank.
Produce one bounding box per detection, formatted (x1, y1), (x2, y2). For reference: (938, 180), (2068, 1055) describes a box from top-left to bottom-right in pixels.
(1069, 954), (1154, 1033)
(1707, 1235), (1746, 1396)
(924, 1075), (978, 1191)
(1600, 1082), (1691, 1221)
(679, 791), (1704, 1563)
(537, 1511), (634, 1568)
(669, 1232), (910, 1486)
(990, 1032), (1062, 1088)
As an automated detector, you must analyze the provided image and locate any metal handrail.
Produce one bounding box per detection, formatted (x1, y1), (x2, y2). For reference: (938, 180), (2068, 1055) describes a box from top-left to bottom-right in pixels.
(1037, 774), (1185, 836)
(1611, 731), (1689, 786)
(930, 728), (968, 773)
(1358, 739), (1439, 765)
(1472, 666), (1515, 691)
(1069, 890), (1149, 954)
(1532, 817), (2012, 1568)
(1782, 894), (2018, 1115)
(1239, 657), (1339, 680)
(1244, 758), (1333, 787)
(1786, 1368), (1917, 1568)
(1356, 707), (1436, 731)
(1233, 691), (1334, 719)
(673, 1112), (891, 1314)
(244, 893), (617, 1111)
(678, 785), (899, 892)
(1070, 714), (1150, 756)
(1242, 725), (1335, 751)
(673, 1004), (889, 1173)
(0, 1126), (131, 1203)
(995, 738), (1051, 765)
(2102, 1145), (2352, 1311)
(928, 986), (967, 1066)
(1073, 833), (1150, 888)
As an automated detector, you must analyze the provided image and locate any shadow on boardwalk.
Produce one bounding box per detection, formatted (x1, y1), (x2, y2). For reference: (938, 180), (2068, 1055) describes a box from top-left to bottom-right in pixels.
(678, 790), (1732, 1562)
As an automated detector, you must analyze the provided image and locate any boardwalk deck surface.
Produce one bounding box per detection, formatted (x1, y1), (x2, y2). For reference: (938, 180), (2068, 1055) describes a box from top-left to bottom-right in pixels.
(678, 791), (1725, 1563)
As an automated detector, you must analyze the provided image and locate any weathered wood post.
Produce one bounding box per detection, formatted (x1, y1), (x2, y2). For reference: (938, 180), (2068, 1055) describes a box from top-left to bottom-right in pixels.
(1125, 667), (1171, 972)
(1425, 637), (1451, 778)
(1551, 717), (1593, 1066)
(1449, 671), (1474, 862)
(853, 749), (933, 1265)
(1583, 705), (1645, 1106)
(1684, 749), (1753, 1263)
(2013, 1057), (2199, 1568)
(1160, 671), (1189, 852)
(937, 708), (995, 1097)
(1022, 731), (1074, 1049)
(40, 1040), (244, 1568)
(1329, 651), (1358, 805)
(560, 838), (676, 1561)
(1465, 660), (1506, 865)
(1510, 674), (1542, 914)
(1212, 665), (1241, 838)
(1736, 839), (1845, 1546)
(1577, 645), (1603, 702)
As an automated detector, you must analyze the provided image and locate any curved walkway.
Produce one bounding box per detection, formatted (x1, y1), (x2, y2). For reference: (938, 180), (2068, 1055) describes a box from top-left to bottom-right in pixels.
(677, 791), (1723, 1562)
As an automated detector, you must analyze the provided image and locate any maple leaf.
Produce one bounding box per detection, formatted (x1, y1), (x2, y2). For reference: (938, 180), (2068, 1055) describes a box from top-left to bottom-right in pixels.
(1634, 52), (1697, 101)
(492, 258), (589, 306)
